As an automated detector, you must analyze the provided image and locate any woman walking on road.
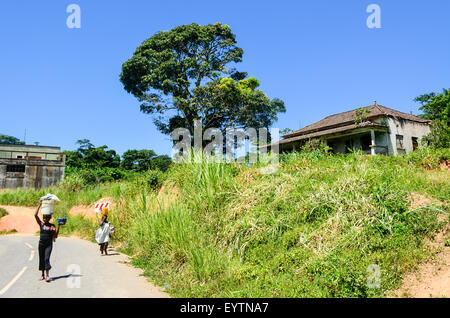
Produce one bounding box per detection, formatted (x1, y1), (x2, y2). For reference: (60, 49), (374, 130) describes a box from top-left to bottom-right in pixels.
(96, 207), (113, 255)
(34, 202), (60, 282)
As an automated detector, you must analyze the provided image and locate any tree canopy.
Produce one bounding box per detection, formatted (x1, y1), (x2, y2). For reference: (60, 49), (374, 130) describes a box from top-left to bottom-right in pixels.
(415, 88), (450, 148)
(415, 88), (450, 123)
(121, 149), (171, 172)
(63, 140), (171, 172)
(0, 134), (24, 145)
(63, 139), (120, 169)
(120, 23), (285, 136)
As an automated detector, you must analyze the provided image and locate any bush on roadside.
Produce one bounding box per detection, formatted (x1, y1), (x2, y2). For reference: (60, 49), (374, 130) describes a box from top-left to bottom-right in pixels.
(0, 207), (8, 218)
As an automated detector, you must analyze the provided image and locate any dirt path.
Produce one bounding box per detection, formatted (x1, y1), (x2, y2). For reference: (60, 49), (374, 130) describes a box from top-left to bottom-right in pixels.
(393, 222), (450, 298)
(392, 193), (450, 298)
(0, 205), (38, 234)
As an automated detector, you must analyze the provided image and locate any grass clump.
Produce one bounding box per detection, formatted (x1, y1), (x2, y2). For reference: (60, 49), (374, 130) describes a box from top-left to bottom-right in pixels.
(0, 207), (8, 218)
(0, 229), (17, 235)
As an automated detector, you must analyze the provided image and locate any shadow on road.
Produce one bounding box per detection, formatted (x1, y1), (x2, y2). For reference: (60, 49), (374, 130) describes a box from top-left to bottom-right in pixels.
(51, 274), (83, 281)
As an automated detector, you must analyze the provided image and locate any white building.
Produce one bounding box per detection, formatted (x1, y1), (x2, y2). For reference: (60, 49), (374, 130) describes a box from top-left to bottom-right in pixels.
(279, 103), (431, 155)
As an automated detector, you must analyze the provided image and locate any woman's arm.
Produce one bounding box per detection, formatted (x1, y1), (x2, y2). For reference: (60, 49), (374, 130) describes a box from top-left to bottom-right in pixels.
(34, 202), (42, 227)
(100, 214), (107, 227)
(53, 224), (60, 242)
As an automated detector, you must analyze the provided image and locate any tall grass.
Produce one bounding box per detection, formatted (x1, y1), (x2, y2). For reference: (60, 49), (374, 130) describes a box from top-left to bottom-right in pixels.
(116, 150), (448, 297)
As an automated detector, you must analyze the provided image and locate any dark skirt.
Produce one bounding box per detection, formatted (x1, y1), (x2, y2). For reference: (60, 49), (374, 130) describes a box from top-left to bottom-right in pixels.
(38, 240), (53, 271)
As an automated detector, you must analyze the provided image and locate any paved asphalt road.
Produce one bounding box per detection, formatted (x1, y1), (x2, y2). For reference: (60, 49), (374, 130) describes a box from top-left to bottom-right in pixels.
(0, 234), (168, 298)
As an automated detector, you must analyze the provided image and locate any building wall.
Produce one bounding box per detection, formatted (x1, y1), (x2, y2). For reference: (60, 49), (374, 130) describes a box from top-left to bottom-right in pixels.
(326, 130), (389, 155)
(0, 145), (62, 160)
(386, 118), (431, 155)
(0, 158), (65, 189)
(326, 117), (430, 156)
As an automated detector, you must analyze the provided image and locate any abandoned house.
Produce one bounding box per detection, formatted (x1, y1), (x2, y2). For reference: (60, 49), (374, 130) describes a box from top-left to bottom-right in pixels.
(0, 144), (66, 189)
(278, 103), (431, 155)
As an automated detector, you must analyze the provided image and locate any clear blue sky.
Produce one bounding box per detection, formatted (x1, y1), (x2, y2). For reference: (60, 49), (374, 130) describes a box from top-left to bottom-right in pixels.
(0, 0), (449, 155)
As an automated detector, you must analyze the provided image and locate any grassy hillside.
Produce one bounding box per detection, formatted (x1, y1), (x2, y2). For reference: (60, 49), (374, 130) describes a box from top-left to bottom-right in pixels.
(0, 148), (448, 297)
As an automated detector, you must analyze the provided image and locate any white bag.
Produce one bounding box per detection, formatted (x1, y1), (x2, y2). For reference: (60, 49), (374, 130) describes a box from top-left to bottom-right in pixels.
(40, 193), (60, 215)
(95, 222), (111, 244)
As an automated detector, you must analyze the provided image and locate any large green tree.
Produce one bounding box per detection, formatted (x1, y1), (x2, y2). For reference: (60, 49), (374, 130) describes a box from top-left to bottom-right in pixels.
(415, 88), (450, 148)
(415, 88), (450, 123)
(120, 23), (285, 136)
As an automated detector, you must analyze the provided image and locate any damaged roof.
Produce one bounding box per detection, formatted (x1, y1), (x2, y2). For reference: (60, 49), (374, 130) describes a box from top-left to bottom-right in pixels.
(283, 104), (431, 140)
(278, 121), (388, 145)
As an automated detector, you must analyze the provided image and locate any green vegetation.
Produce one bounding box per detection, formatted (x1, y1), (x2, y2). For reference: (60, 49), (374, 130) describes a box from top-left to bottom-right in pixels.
(415, 88), (450, 148)
(119, 149), (448, 297)
(0, 229), (17, 235)
(63, 139), (171, 185)
(0, 134), (24, 145)
(0, 207), (8, 218)
(415, 88), (449, 123)
(0, 148), (448, 297)
(354, 108), (371, 125)
(120, 23), (285, 136)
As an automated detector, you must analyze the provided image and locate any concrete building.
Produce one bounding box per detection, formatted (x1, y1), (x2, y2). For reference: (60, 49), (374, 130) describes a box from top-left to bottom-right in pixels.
(278, 103), (431, 155)
(0, 144), (66, 189)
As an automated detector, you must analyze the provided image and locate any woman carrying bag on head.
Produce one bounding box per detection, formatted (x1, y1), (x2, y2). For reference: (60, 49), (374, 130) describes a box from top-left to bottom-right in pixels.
(34, 201), (61, 282)
(95, 207), (113, 255)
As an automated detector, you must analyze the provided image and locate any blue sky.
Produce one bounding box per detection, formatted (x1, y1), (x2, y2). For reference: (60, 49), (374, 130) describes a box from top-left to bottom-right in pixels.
(0, 0), (449, 155)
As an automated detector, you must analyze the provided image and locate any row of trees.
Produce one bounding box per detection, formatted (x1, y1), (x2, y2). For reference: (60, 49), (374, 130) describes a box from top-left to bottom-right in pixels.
(64, 139), (171, 173)
(62, 139), (171, 184)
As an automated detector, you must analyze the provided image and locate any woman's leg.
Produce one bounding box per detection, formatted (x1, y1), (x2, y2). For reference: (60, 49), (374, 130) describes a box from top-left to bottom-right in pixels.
(44, 244), (52, 275)
(38, 243), (45, 273)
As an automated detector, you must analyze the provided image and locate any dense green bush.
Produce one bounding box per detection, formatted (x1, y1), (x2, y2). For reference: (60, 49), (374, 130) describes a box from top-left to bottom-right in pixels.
(62, 139), (172, 185)
(64, 166), (137, 186)
(421, 120), (450, 149)
(0, 207), (8, 218)
(405, 146), (450, 169)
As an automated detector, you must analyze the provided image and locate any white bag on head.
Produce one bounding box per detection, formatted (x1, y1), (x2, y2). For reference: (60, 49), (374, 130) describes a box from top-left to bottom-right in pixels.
(40, 193), (60, 216)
